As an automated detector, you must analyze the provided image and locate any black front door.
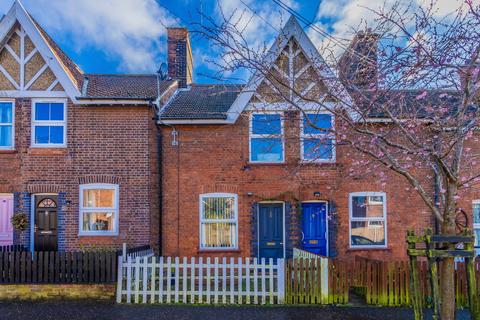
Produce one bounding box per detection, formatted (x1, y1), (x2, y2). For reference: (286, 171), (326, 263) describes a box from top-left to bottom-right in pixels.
(34, 195), (58, 251)
(258, 203), (284, 260)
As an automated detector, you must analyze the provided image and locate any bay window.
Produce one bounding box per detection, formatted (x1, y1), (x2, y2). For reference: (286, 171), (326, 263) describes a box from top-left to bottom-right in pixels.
(79, 184), (119, 236)
(32, 100), (66, 147)
(0, 101), (14, 149)
(249, 113), (284, 163)
(349, 192), (387, 248)
(301, 112), (335, 162)
(200, 193), (238, 250)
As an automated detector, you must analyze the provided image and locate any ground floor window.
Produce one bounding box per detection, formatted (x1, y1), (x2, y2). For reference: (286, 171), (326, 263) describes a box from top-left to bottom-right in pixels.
(79, 184), (119, 236)
(349, 192), (387, 248)
(473, 201), (480, 255)
(199, 193), (238, 250)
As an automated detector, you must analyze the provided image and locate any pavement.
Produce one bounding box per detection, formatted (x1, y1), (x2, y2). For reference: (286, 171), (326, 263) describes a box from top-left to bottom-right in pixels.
(0, 300), (472, 320)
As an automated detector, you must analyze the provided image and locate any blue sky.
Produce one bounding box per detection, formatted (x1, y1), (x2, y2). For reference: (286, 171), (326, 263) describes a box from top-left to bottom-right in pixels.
(0, 0), (468, 84)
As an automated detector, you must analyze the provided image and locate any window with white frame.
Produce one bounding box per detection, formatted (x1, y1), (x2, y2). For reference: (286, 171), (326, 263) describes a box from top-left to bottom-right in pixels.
(200, 193), (238, 250)
(349, 192), (387, 248)
(32, 101), (66, 147)
(0, 101), (14, 149)
(301, 112), (335, 161)
(473, 201), (480, 255)
(79, 184), (119, 236)
(249, 113), (284, 163)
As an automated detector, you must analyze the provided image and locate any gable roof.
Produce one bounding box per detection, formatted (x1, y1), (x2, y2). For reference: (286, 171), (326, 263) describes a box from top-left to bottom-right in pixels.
(225, 16), (356, 123)
(160, 84), (243, 120)
(0, 1), (175, 104)
(0, 0), (81, 100)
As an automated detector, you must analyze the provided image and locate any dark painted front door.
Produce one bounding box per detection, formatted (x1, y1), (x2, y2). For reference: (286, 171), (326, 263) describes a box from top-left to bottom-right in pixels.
(258, 203), (284, 260)
(301, 202), (328, 256)
(34, 196), (58, 251)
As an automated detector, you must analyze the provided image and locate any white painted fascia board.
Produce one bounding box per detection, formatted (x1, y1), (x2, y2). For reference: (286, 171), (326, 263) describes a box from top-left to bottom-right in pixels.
(13, 1), (81, 102)
(0, 4), (16, 45)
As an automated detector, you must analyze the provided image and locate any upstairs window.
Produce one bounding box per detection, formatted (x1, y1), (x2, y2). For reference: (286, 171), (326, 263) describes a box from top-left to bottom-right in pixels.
(79, 184), (119, 236)
(0, 101), (14, 149)
(349, 192), (387, 248)
(473, 201), (480, 255)
(200, 193), (238, 250)
(250, 113), (284, 163)
(301, 112), (335, 162)
(32, 101), (66, 147)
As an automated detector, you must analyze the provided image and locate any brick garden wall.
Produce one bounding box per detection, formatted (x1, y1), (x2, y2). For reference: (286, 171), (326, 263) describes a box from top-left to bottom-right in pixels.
(0, 284), (115, 300)
(161, 111), (437, 260)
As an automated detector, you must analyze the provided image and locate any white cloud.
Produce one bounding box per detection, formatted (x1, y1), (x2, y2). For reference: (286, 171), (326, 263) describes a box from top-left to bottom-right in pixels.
(311, 0), (480, 59)
(6, 0), (177, 73)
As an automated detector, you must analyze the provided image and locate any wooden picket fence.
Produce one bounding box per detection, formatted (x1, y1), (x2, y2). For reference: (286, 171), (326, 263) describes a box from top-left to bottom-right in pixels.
(327, 257), (480, 307)
(116, 256), (285, 304)
(0, 251), (117, 284)
(285, 257), (329, 304)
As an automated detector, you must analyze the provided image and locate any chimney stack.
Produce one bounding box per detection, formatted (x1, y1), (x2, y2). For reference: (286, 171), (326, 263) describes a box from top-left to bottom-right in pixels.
(338, 30), (379, 91)
(167, 28), (193, 88)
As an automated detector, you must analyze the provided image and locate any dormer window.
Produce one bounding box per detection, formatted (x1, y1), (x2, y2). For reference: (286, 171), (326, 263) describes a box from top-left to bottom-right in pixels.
(301, 112), (335, 162)
(249, 112), (284, 163)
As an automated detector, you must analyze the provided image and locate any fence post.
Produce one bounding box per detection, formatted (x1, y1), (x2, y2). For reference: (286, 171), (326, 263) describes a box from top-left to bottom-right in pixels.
(320, 257), (329, 304)
(116, 255), (123, 303)
(277, 258), (285, 304)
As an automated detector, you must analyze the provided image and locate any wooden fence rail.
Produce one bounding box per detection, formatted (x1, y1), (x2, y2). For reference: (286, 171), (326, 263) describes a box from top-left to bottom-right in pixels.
(116, 256), (285, 304)
(327, 257), (480, 307)
(0, 251), (117, 284)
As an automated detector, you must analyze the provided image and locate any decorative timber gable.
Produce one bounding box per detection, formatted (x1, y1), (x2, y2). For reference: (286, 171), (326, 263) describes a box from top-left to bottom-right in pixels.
(0, 0), (81, 100)
(0, 24), (64, 92)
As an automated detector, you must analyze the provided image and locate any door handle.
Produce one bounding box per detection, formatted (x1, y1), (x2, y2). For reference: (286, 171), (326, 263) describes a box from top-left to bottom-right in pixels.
(301, 231), (305, 242)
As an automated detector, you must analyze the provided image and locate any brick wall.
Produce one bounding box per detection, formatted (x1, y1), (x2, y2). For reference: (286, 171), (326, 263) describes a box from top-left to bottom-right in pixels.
(161, 112), (437, 260)
(0, 98), (160, 251)
(0, 284), (115, 300)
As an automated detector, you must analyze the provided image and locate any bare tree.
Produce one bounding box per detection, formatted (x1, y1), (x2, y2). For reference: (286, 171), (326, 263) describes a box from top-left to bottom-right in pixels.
(194, 1), (480, 318)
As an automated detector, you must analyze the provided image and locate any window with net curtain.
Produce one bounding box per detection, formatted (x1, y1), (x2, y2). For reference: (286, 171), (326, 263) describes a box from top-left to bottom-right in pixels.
(473, 201), (480, 255)
(79, 184), (119, 235)
(200, 194), (238, 249)
(0, 102), (13, 149)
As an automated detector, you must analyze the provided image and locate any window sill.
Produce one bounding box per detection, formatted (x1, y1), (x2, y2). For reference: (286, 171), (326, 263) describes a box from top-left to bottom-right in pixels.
(346, 247), (391, 252)
(299, 160), (337, 166)
(0, 149), (17, 154)
(197, 248), (241, 254)
(78, 233), (119, 237)
(29, 148), (68, 155)
(246, 162), (286, 166)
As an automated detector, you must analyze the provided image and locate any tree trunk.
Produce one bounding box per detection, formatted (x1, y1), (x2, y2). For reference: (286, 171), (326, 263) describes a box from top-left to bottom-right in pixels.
(440, 218), (456, 320)
(440, 257), (456, 320)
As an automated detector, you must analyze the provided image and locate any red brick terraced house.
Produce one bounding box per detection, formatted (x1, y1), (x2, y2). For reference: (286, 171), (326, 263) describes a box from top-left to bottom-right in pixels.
(0, 1), (177, 252)
(158, 16), (480, 261)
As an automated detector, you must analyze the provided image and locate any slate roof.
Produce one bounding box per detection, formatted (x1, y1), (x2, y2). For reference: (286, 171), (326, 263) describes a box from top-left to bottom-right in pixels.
(81, 74), (175, 100)
(351, 89), (464, 119)
(33, 18), (85, 90)
(33, 17), (175, 100)
(160, 84), (243, 119)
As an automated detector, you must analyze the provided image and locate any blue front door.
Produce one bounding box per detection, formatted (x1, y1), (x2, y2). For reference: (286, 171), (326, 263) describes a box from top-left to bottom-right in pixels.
(301, 202), (328, 256)
(258, 203), (284, 260)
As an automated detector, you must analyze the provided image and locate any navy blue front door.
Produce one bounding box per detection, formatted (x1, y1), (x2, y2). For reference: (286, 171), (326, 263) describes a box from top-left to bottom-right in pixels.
(301, 202), (327, 256)
(258, 203), (284, 260)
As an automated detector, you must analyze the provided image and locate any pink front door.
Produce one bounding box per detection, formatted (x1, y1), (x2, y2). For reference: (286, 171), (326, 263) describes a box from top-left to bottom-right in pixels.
(0, 195), (13, 246)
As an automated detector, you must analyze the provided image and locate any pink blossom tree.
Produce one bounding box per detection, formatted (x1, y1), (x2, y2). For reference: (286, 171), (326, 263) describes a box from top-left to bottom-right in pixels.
(195, 1), (480, 318)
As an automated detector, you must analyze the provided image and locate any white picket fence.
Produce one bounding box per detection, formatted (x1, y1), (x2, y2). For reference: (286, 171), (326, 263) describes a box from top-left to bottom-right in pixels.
(116, 256), (285, 305)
